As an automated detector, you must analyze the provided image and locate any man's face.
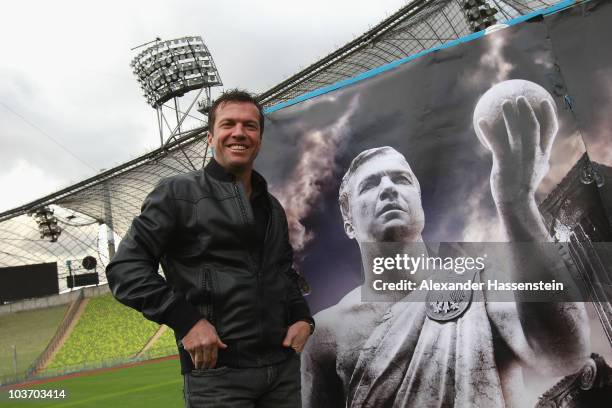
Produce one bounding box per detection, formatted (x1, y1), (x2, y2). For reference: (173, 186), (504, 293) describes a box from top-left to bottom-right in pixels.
(345, 152), (425, 242)
(208, 101), (262, 172)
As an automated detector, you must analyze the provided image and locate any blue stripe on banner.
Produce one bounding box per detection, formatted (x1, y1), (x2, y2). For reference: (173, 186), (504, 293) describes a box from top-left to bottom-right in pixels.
(264, 0), (583, 114)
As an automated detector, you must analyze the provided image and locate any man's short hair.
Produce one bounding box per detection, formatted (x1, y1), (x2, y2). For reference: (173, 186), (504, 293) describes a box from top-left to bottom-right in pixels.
(208, 89), (265, 134)
(338, 146), (417, 225)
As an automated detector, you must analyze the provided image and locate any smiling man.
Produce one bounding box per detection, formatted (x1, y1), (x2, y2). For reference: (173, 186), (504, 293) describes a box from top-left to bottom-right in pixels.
(106, 89), (314, 408)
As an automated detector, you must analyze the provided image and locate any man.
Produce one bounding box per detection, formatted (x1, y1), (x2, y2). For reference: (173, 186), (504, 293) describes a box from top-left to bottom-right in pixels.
(106, 89), (314, 408)
(302, 97), (589, 407)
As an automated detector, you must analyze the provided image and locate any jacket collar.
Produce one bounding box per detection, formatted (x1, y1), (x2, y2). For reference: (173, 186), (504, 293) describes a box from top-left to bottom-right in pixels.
(205, 158), (269, 194)
(205, 158), (236, 182)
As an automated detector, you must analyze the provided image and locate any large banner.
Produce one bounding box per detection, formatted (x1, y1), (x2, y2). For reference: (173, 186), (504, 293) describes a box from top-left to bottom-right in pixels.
(257, 1), (611, 406)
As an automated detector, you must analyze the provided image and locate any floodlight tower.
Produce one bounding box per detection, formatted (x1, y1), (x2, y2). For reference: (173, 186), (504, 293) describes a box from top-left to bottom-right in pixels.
(462, 0), (499, 32)
(28, 207), (62, 242)
(130, 36), (223, 146)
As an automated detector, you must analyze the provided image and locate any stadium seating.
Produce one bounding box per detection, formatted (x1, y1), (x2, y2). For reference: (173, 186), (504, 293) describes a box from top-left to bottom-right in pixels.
(46, 294), (160, 371)
(0, 305), (68, 382)
(145, 326), (178, 359)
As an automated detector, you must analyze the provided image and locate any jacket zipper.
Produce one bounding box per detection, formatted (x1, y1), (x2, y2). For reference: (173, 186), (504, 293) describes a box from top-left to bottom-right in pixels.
(201, 268), (214, 325)
(233, 182), (264, 363)
(263, 201), (272, 258)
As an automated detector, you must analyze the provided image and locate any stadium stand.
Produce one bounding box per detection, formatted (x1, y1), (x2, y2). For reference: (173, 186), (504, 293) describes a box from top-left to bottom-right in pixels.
(44, 294), (161, 374)
(144, 326), (180, 359)
(0, 304), (68, 383)
(133, 325), (178, 360)
(32, 293), (88, 375)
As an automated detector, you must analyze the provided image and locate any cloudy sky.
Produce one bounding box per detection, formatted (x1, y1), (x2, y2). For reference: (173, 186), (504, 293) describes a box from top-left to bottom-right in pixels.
(0, 0), (409, 213)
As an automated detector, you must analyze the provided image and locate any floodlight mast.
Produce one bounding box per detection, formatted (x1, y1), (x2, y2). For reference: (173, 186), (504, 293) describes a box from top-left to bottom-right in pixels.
(130, 36), (223, 146)
(462, 0), (499, 32)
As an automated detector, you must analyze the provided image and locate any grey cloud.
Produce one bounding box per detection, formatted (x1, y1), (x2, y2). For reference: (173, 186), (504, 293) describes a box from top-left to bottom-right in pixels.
(460, 32), (514, 94)
(271, 95), (360, 253)
(583, 68), (612, 166)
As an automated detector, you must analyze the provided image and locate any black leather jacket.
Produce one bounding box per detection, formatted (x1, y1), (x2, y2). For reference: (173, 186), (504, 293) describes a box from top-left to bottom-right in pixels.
(106, 159), (313, 372)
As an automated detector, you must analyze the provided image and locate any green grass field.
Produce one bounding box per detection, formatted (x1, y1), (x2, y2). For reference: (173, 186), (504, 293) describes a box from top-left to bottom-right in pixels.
(0, 357), (184, 407)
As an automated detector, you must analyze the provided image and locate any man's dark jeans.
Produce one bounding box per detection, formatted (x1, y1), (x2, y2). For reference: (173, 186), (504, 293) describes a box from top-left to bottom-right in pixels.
(183, 354), (301, 407)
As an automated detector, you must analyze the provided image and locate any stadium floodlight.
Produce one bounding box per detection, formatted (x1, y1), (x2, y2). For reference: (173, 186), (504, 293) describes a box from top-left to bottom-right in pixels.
(462, 0), (498, 32)
(130, 36), (222, 108)
(197, 95), (213, 115)
(130, 36), (223, 146)
(28, 207), (62, 242)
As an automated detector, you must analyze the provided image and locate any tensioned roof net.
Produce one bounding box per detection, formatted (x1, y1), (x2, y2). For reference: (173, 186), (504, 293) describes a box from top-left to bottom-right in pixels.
(0, 0), (557, 293)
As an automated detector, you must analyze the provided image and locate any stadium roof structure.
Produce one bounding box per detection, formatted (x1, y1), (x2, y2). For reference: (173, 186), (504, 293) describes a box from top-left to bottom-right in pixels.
(0, 0), (558, 292)
(257, 0), (558, 107)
